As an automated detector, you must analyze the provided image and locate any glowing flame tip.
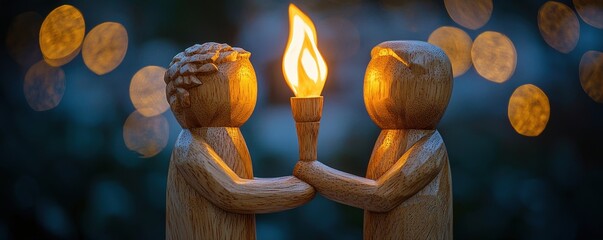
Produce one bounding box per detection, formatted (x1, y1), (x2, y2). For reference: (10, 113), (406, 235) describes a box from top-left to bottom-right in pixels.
(282, 4), (328, 97)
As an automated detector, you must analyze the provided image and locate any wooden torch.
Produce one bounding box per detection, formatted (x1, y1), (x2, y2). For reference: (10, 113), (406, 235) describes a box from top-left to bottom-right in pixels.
(283, 4), (328, 162)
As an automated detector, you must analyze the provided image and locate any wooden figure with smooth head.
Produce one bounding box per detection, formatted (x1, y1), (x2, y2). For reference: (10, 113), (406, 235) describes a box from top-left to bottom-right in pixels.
(294, 41), (454, 239)
(165, 42), (315, 240)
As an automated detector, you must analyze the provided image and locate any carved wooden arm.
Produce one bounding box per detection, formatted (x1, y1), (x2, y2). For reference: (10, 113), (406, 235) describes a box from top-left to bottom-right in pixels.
(294, 131), (446, 212)
(175, 136), (315, 214)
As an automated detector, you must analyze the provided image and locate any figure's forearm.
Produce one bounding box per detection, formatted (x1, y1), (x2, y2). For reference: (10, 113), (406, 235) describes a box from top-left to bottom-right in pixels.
(374, 135), (447, 209)
(295, 160), (444, 212)
(176, 148), (314, 214)
(293, 132), (448, 213)
(295, 161), (392, 211)
(227, 176), (315, 214)
(175, 132), (315, 214)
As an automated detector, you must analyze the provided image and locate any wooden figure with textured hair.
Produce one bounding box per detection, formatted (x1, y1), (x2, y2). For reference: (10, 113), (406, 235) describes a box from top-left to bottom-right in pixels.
(294, 41), (454, 240)
(164, 42), (315, 240)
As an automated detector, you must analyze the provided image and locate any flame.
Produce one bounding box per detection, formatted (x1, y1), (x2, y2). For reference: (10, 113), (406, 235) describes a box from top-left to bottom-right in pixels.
(282, 4), (328, 97)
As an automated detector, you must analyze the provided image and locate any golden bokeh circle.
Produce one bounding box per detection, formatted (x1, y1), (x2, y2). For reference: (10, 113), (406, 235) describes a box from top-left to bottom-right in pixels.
(471, 31), (517, 83)
(129, 66), (169, 117)
(123, 110), (169, 158)
(82, 22), (128, 75)
(444, 0), (493, 30)
(39, 5), (85, 66)
(538, 1), (580, 53)
(579, 50), (603, 103)
(573, 0), (603, 29)
(6, 12), (43, 68)
(508, 84), (550, 137)
(428, 26), (473, 77)
(23, 61), (66, 111)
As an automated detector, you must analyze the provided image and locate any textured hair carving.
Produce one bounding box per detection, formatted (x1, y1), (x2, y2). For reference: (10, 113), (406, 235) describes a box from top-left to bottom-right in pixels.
(164, 42), (251, 108)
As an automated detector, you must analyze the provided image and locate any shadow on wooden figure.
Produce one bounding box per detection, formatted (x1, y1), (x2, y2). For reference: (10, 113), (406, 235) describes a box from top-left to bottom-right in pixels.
(294, 41), (454, 240)
(164, 42), (315, 239)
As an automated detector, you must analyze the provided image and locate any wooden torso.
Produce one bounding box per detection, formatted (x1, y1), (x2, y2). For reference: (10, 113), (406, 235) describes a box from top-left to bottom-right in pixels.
(364, 129), (452, 240)
(166, 127), (256, 240)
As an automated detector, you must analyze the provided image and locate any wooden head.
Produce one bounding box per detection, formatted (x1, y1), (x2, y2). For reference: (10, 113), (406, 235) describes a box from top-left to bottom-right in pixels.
(165, 43), (257, 128)
(364, 41), (453, 130)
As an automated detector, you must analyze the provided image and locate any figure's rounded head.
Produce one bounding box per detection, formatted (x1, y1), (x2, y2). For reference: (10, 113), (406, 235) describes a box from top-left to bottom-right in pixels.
(364, 41), (453, 129)
(164, 42), (257, 128)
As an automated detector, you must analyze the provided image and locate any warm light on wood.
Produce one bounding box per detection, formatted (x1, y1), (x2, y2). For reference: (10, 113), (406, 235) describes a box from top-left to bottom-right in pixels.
(282, 4), (328, 97)
(365, 41), (451, 129)
(163, 8), (458, 239)
(165, 43), (314, 239)
(291, 96), (323, 161)
(295, 41), (453, 239)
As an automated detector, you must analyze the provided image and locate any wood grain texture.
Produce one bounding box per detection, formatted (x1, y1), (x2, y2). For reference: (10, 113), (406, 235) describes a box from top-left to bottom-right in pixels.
(294, 41), (453, 239)
(364, 41), (452, 130)
(164, 43), (257, 129)
(168, 128), (315, 239)
(165, 43), (315, 239)
(291, 96), (323, 122)
(364, 130), (452, 240)
(291, 97), (323, 161)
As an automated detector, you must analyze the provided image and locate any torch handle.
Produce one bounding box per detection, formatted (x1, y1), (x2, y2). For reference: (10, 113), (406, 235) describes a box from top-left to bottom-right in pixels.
(291, 97), (323, 161)
(295, 121), (320, 161)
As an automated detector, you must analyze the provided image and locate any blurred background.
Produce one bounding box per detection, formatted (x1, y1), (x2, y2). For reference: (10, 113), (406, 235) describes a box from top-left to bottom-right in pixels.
(1, 0), (602, 239)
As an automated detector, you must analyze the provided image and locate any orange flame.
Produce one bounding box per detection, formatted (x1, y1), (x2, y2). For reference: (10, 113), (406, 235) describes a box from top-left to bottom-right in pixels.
(282, 4), (328, 97)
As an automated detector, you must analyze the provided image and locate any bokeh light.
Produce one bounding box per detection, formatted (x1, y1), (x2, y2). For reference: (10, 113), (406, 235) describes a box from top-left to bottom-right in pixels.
(508, 84), (550, 137)
(537, 1), (580, 53)
(5, 11), (43, 68)
(3, 1), (603, 239)
(123, 110), (169, 158)
(39, 5), (85, 67)
(471, 31), (517, 83)
(579, 50), (603, 103)
(573, 0), (603, 29)
(23, 61), (65, 111)
(82, 22), (128, 75)
(444, 0), (493, 30)
(428, 26), (473, 77)
(129, 66), (169, 117)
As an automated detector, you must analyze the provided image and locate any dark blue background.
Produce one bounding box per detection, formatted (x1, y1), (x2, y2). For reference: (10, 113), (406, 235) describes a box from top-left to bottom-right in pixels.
(1, 0), (602, 239)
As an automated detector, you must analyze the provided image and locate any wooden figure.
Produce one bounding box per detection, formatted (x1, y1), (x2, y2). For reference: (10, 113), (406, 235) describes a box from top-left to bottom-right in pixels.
(164, 42), (315, 240)
(294, 41), (454, 239)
